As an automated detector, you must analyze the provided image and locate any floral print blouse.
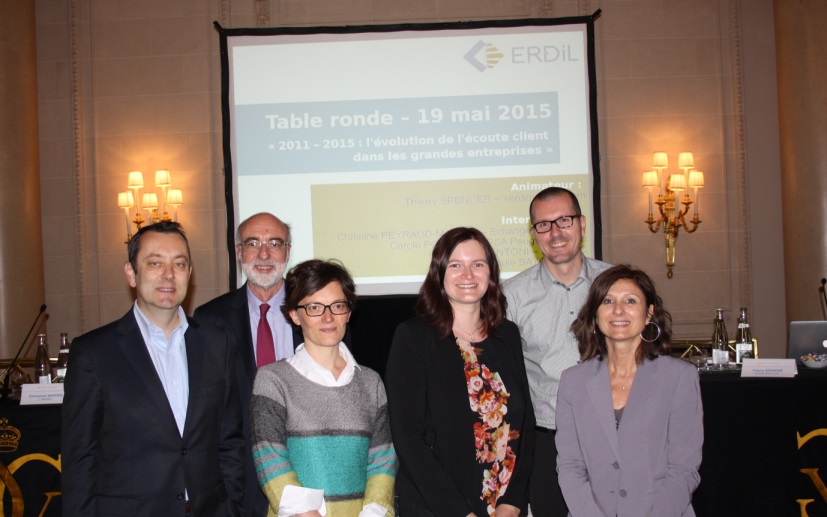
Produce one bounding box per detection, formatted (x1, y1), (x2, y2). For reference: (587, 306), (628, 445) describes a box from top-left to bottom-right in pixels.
(457, 336), (522, 515)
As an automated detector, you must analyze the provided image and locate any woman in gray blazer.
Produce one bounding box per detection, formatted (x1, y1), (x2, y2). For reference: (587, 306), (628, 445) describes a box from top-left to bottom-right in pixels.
(555, 265), (703, 517)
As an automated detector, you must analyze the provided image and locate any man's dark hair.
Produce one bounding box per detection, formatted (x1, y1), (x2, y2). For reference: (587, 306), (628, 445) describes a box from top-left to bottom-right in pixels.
(529, 186), (582, 223)
(127, 221), (191, 271)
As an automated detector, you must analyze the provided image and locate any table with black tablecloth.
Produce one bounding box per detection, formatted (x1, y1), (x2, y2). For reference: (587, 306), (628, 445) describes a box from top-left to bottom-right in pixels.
(0, 361), (825, 516)
(694, 368), (827, 516)
(0, 402), (61, 517)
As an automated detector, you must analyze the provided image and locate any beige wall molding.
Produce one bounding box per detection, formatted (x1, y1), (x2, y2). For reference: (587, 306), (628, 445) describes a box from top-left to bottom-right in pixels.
(31, 0), (788, 355)
(728, 0), (753, 308)
(70, 0), (90, 332)
(255, 0), (271, 27)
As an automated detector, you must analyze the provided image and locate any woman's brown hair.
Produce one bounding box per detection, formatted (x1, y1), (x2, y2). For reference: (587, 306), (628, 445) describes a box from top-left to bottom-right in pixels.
(571, 264), (672, 362)
(415, 227), (507, 338)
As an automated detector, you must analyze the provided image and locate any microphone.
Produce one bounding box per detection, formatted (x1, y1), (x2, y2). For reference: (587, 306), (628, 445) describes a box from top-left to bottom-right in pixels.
(2, 304), (47, 401)
(822, 278), (827, 319)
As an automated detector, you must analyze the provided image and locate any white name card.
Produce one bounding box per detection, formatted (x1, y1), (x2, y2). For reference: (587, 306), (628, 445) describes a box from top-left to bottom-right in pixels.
(20, 383), (64, 405)
(740, 358), (797, 378)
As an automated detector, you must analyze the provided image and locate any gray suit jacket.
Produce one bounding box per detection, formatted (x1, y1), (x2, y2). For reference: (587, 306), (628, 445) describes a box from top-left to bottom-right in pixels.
(555, 355), (703, 517)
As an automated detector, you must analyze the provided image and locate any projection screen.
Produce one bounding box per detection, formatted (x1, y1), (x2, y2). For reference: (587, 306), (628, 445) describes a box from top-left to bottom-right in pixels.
(218, 15), (602, 294)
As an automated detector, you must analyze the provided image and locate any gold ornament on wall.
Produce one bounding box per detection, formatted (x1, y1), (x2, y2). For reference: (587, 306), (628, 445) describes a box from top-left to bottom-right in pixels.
(117, 170), (184, 244)
(643, 152), (703, 278)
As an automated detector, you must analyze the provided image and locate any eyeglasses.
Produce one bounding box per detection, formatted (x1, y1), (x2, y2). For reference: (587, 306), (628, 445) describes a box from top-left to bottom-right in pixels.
(532, 215), (580, 233)
(239, 239), (290, 253)
(296, 301), (351, 317)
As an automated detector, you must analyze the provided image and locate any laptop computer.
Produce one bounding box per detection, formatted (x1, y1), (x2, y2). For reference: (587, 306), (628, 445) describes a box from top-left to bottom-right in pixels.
(788, 321), (827, 364)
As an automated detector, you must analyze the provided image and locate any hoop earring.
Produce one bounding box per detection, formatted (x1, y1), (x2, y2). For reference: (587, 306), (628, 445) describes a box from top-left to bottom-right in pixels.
(640, 321), (661, 343)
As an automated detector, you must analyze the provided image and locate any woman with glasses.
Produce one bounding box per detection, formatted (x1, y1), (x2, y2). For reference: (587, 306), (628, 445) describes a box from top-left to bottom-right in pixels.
(251, 259), (397, 516)
(385, 228), (535, 517)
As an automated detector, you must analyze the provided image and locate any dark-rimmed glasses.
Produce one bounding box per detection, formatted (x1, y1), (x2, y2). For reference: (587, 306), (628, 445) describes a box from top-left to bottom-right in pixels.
(296, 302), (351, 317)
(532, 215), (580, 233)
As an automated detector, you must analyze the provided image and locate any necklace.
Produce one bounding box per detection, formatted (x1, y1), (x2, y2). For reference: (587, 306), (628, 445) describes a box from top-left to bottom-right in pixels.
(616, 378), (632, 390)
(453, 322), (482, 343)
(612, 370), (635, 391)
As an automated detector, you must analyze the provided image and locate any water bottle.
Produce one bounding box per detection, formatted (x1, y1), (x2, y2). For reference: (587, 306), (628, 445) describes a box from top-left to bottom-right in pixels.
(711, 309), (730, 365)
(34, 333), (52, 384)
(735, 307), (754, 363)
(54, 332), (71, 382)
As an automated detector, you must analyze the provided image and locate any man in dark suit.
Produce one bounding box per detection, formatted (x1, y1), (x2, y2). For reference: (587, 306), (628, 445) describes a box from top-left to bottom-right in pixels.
(194, 212), (297, 516)
(62, 221), (244, 517)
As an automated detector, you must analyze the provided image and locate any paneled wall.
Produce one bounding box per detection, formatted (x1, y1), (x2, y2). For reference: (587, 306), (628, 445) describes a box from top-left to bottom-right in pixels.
(33, 0), (787, 357)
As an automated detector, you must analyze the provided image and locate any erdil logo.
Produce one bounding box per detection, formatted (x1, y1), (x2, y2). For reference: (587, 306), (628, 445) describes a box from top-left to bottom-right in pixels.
(464, 40), (504, 72)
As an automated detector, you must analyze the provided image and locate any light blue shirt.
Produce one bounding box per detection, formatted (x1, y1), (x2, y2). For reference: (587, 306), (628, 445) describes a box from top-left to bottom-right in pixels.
(133, 302), (190, 437)
(246, 283), (295, 362)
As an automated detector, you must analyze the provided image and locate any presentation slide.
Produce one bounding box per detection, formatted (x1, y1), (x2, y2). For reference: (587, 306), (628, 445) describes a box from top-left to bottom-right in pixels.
(223, 20), (598, 294)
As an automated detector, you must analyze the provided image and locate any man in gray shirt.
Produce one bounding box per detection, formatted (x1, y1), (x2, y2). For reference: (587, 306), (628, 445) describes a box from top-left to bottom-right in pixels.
(503, 187), (611, 515)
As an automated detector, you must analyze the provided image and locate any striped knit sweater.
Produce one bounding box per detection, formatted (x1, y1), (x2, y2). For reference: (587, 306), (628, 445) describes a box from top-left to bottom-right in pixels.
(251, 361), (397, 516)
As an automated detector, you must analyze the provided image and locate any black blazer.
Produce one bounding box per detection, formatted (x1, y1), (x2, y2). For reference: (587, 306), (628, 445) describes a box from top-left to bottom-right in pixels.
(61, 310), (244, 517)
(194, 283), (301, 411)
(193, 284), (302, 517)
(385, 316), (535, 516)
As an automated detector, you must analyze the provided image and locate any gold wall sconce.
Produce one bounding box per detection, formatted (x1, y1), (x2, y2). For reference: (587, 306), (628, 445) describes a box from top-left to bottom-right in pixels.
(117, 169), (184, 243)
(643, 152), (703, 278)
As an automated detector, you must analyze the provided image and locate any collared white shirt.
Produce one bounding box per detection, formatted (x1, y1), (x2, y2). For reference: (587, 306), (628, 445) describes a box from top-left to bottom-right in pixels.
(278, 343), (385, 517)
(286, 342), (359, 387)
(246, 283), (295, 363)
(132, 302), (189, 437)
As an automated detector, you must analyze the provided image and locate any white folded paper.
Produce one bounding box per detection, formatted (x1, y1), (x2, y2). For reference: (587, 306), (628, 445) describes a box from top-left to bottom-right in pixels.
(740, 358), (797, 378)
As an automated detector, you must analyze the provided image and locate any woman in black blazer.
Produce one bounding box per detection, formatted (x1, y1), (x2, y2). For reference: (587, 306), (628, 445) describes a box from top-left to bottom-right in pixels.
(385, 227), (534, 517)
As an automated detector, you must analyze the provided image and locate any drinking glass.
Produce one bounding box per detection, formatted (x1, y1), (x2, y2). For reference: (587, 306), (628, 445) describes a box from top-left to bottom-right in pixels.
(688, 348), (708, 371)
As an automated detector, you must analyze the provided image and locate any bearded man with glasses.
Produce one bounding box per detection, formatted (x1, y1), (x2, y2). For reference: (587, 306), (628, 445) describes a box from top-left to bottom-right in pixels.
(502, 187), (611, 516)
(195, 212), (311, 517)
